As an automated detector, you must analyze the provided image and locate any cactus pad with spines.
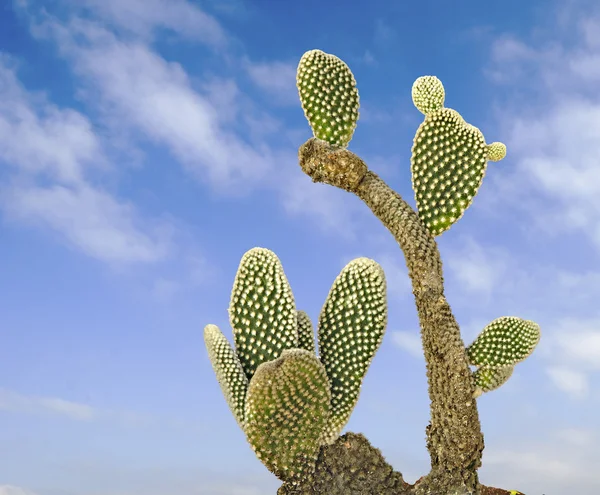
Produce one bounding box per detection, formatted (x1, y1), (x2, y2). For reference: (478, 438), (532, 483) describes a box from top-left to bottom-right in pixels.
(229, 247), (298, 380)
(410, 80), (507, 236)
(296, 49), (360, 148)
(472, 365), (515, 398)
(466, 316), (541, 368)
(203, 324), (248, 429)
(412, 76), (445, 115)
(297, 310), (316, 354)
(244, 349), (332, 484)
(317, 258), (387, 444)
(487, 142), (507, 162)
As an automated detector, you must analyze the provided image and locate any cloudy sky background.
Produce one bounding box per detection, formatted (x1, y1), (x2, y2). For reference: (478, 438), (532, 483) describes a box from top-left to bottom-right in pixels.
(1, 0), (599, 494)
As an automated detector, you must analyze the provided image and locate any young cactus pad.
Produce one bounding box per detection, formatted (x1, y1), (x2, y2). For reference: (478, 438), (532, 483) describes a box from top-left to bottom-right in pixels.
(410, 80), (507, 236)
(297, 49), (360, 148)
(317, 257), (387, 444)
(297, 310), (316, 355)
(244, 348), (332, 484)
(203, 323), (248, 429)
(472, 365), (514, 398)
(466, 316), (541, 368)
(412, 76), (445, 115)
(229, 247), (298, 380)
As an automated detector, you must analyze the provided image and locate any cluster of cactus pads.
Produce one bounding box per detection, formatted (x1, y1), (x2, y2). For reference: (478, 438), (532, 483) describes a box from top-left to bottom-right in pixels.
(204, 248), (541, 483)
(297, 49), (507, 237)
(204, 248), (388, 484)
(204, 49), (542, 489)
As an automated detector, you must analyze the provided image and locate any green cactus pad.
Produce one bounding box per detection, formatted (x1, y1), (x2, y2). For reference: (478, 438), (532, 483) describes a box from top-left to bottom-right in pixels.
(317, 257), (387, 444)
(203, 324), (249, 429)
(472, 365), (514, 398)
(244, 349), (331, 484)
(466, 316), (541, 367)
(411, 107), (506, 236)
(412, 76), (445, 115)
(297, 310), (316, 354)
(229, 247), (298, 380)
(297, 49), (360, 148)
(487, 142), (507, 162)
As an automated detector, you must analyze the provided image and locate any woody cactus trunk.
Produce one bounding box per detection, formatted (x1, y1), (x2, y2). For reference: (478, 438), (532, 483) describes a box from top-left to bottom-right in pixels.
(203, 49), (540, 495)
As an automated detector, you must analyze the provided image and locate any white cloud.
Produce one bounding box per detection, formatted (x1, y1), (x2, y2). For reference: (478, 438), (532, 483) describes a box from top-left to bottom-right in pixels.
(0, 56), (171, 264)
(484, 448), (579, 481)
(244, 59), (298, 105)
(481, 437), (600, 495)
(483, 6), (600, 254)
(545, 366), (589, 398)
(390, 330), (422, 359)
(0, 388), (95, 421)
(30, 16), (274, 194)
(14, 2), (368, 240)
(556, 332), (600, 371)
(281, 172), (361, 239)
(1, 183), (170, 263)
(72, 0), (227, 45)
(0, 56), (100, 184)
(442, 236), (508, 300)
(0, 487), (37, 495)
(0, 388), (204, 432)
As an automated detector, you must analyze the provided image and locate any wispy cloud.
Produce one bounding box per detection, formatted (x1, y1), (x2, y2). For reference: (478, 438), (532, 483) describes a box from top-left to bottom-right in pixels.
(32, 16), (272, 193)
(2, 183), (171, 263)
(243, 58), (298, 106)
(0, 388), (205, 432)
(483, 4), (600, 254)
(0, 487), (37, 495)
(442, 236), (509, 303)
(545, 366), (589, 398)
(0, 56), (171, 264)
(0, 388), (96, 421)
(68, 0), (227, 45)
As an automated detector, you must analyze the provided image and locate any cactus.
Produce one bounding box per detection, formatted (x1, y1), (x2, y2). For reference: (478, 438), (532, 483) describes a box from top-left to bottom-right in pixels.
(205, 48), (542, 494)
(467, 316), (541, 368)
(229, 247), (298, 379)
(410, 76), (507, 236)
(204, 248), (387, 485)
(296, 310), (316, 354)
(245, 348), (331, 484)
(411, 75), (445, 115)
(203, 323), (248, 429)
(297, 49), (360, 148)
(317, 257), (387, 444)
(472, 365), (515, 398)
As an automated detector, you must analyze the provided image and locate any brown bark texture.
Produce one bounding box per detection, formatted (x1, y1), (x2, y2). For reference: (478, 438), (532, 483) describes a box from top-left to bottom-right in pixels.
(282, 137), (522, 495)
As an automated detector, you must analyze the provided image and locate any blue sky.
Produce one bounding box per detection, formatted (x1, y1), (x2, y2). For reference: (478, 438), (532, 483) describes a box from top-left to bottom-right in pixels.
(0, 0), (599, 494)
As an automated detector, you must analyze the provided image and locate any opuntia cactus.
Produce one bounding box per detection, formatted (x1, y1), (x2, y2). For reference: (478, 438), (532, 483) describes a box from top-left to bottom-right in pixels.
(410, 76), (507, 236)
(472, 365), (515, 398)
(297, 49), (360, 148)
(467, 316), (541, 368)
(244, 348), (331, 484)
(317, 257), (387, 444)
(296, 310), (316, 354)
(206, 48), (543, 495)
(204, 248), (387, 484)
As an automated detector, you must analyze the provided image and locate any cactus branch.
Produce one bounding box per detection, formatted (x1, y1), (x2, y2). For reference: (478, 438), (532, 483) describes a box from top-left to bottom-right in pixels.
(298, 137), (484, 494)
